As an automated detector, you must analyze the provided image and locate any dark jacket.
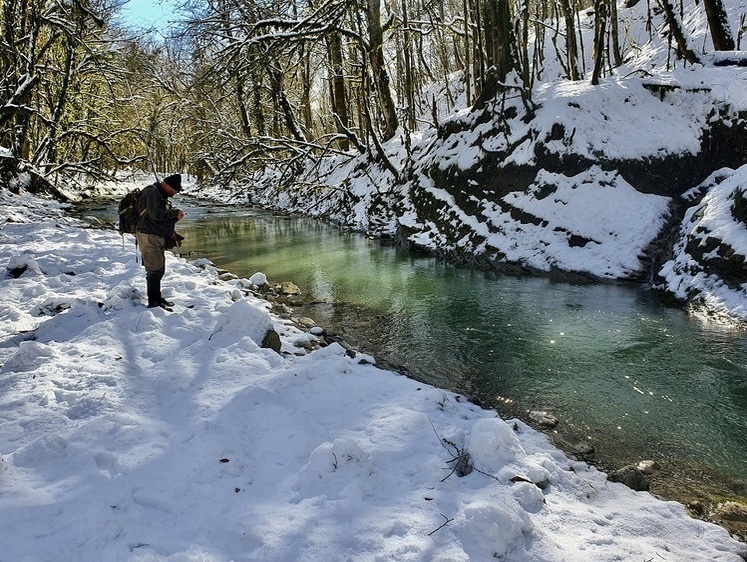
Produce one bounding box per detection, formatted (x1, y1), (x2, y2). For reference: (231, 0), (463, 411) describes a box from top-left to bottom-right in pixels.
(137, 183), (180, 239)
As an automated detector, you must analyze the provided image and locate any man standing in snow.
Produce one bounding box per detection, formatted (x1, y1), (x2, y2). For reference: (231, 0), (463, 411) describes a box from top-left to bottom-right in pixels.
(136, 174), (185, 311)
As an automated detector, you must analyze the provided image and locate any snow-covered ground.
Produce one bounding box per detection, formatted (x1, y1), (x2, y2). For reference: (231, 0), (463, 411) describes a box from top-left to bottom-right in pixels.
(2, 185), (746, 560)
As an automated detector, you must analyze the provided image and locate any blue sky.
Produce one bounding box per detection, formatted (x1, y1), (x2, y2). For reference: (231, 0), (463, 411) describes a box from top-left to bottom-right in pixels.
(118, 0), (176, 29)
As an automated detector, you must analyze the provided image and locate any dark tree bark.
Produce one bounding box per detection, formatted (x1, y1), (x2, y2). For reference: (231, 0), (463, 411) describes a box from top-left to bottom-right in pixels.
(44, 36), (76, 163)
(591, 0), (608, 85)
(269, 69), (306, 143)
(473, 0), (516, 109)
(609, 0), (623, 66)
(657, 0), (700, 64)
(703, 0), (735, 50)
(559, 0), (581, 80)
(236, 73), (253, 138)
(463, 0), (472, 103)
(301, 52), (313, 135)
(327, 31), (350, 151)
(401, 0), (416, 132)
(366, 0), (399, 141)
(481, 0), (514, 81)
(251, 69), (266, 137)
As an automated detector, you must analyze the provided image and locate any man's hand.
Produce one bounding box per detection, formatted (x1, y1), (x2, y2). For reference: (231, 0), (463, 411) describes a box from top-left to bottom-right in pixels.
(176, 210), (185, 221)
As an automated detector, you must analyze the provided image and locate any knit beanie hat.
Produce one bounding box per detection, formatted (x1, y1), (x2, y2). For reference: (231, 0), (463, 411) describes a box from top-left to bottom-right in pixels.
(163, 174), (182, 192)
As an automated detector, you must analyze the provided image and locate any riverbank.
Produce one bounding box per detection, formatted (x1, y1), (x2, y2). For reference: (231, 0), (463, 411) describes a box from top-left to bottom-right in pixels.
(292, 295), (747, 542)
(2, 184), (746, 560)
(73, 181), (747, 543)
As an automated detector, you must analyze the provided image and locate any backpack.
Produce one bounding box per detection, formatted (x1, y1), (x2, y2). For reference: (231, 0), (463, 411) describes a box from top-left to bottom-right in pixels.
(117, 188), (144, 235)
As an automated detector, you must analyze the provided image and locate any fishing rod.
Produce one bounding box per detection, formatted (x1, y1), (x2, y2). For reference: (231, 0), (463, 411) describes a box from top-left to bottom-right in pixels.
(149, 153), (160, 185)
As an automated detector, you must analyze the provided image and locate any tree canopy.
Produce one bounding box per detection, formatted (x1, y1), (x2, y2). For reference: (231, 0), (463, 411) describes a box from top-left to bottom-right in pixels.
(0, 0), (741, 187)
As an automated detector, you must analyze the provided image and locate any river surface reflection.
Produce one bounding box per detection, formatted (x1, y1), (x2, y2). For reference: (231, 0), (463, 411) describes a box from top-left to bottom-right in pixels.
(80, 198), (747, 501)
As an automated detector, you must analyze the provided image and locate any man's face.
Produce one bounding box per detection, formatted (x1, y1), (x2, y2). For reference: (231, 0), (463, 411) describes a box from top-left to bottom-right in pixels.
(162, 183), (179, 197)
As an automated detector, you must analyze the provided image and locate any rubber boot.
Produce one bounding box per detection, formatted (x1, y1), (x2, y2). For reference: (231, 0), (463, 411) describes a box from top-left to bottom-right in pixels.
(149, 272), (174, 310)
(146, 274), (161, 309)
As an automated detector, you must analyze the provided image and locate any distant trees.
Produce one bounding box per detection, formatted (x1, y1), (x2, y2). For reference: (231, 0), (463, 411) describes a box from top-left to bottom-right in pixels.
(1, 0), (121, 178)
(0, 0), (740, 185)
(0, 0), (201, 182)
(177, 0), (538, 185)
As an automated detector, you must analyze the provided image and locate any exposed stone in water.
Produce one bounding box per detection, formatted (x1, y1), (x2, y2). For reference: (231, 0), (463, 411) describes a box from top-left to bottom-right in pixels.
(711, 501), (747, 523)
(607, 460), (661, 492)
(688, 500), (705, 516)
(276, 281), (303, 305)
(551, 434), (594, 461)
(635, 459), (661, 475)
(293, 316), (316, 329)
(270, 303), (292, 317)
(280, 281), (301, 295)
(528, 410), (559, 429)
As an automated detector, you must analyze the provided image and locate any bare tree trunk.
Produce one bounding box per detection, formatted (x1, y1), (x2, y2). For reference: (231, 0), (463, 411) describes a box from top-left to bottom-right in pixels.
(236, 74), (253, 138)
(591, 0), (608, 85)
(532, 0), (547, 81)
(473, 0), (515, 108)
(366, 0), (398, 141)
(269, 69), (306, 143)
(703, 0), (735, 50)
(252, 68), (266, 137)
(656, 0), (700, 64)
(609, 0), (623, 67)
(559, 0), (581, 80)
(300, 43), (313, 135)
(463, 0), (472, 103)
(473, 0), (485, 93)
(518, 0), (530, 88)
(402, 0), (416, 132)
(328, 31), (350, 151)
(44, 38), (76, 163)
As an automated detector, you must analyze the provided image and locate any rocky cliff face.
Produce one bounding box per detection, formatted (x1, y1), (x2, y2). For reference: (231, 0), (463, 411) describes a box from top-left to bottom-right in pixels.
(401, 108), (747, 284)
(655, 166), (747, 321)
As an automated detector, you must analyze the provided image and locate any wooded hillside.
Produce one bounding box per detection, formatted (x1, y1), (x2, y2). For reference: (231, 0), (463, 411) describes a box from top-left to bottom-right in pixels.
(1, 0), (744, 189)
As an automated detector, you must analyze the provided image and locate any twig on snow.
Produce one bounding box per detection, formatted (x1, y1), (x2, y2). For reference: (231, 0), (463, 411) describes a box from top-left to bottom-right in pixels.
(428, 514), (455, 536)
